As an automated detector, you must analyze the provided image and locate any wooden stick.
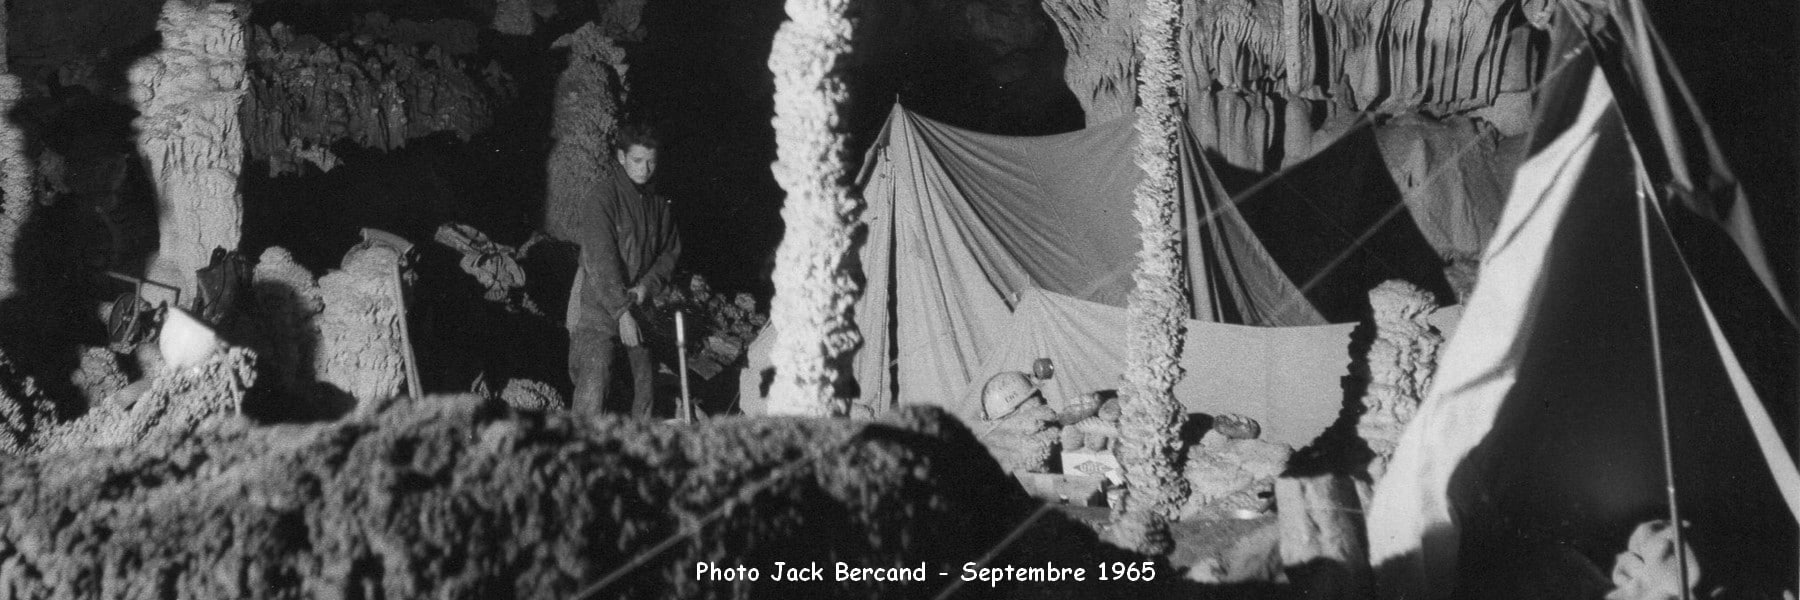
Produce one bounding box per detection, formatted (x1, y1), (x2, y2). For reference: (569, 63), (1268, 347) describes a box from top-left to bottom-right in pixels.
(676, 310), (692, 423)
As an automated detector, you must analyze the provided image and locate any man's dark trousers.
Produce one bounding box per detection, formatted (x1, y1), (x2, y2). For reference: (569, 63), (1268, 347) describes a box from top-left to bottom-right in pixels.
(570, 325), (655, 419)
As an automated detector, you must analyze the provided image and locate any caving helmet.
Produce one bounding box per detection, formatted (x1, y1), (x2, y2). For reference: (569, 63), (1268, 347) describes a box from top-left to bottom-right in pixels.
(981, 371), (1038, 421)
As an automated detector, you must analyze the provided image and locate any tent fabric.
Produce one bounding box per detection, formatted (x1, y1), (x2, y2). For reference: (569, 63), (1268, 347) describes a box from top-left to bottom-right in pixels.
(1367, 58), (1799, 599)
(1372, 115), (1518, 259)
(1227, 123), (1462, 321)
(951, 288), (1356, 449)
(850, 106), (1328, 410)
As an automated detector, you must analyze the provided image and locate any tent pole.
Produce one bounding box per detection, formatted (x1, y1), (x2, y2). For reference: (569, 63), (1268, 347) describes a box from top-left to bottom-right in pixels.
(1639, 179), (1691, 600)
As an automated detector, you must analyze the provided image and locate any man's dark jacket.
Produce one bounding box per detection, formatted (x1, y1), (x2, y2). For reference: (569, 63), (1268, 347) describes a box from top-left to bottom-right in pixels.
(550, 160), (680, 330)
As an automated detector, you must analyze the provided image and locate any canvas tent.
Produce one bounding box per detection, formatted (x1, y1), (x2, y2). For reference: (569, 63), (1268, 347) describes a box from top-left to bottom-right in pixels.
(744, 103), (1490, 446)
(1366, 7), (1800, 597)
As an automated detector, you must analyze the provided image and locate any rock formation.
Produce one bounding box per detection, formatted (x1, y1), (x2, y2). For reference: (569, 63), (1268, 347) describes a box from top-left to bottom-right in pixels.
(1042, 0), (1137, 122)
(492, 0), (536, 36)
(0, 349), (55, 455)
(764, 0), (863, 417)
(316, 245), (409, 405)
(1180, 417), (1292, 519)
(243, 22), (507, 177)
(0, 0), (31, 301)
(131, 1), (247, 294)
(541, 23), (628, 241)
(250, 246), (324, 394)
(0, 399), (1111, 599)
(1044, 0), (1545, 171)
(1113, 0), (1189, 554)
(36, 347), (256, 455)
(1355, 280), (1441, 481)
(69, 346), (128, 409)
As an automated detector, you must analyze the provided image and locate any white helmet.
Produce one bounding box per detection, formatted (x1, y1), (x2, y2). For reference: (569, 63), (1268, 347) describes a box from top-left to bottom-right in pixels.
(981, 371), (1038, 420)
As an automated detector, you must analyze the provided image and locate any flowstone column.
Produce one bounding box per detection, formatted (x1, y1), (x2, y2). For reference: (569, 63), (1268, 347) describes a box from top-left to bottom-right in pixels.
(1356, 280), (1441, 481)
(764, 0), (861, 417)
(132, 1), (247, 294)
(0, 1), (33, 301)
(541, 23), (626, 241)
(1111, 0), (1188, 554)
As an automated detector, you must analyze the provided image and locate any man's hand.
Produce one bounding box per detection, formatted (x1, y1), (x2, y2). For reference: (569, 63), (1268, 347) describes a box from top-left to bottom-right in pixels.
(627, 284), (648, 305)
(619, 311), (642, 347)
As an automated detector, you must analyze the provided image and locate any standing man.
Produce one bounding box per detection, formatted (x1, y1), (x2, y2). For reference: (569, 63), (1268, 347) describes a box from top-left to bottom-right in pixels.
(560, 123), (681, 418)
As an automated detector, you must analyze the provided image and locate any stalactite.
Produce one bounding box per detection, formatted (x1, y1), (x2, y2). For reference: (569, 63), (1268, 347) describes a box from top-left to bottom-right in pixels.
(131, 1), (247, 295)
(1044, 0), (1542, 171)
(1355, 280), (1441, 481)
(764, 0), (861, 417)
(0, 0), (31, 301)
(1042, 0), (1138, 123)
(243, 23), (508, 177)
(540, 23), (626, 242)
(1112, 0), (1189, 554)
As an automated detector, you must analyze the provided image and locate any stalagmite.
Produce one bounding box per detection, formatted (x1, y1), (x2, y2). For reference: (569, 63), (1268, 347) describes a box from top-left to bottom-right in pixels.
(251, 246), (324, 393)
(0, 0), (32, 301)
(131, 1), (248, 295)
(1355, 280), (1441, 481)
(1112, 0), (1189, 554)
(316, 246), (408, 405)
(541, 23), (627, 242)
(764, 0), (862, 417)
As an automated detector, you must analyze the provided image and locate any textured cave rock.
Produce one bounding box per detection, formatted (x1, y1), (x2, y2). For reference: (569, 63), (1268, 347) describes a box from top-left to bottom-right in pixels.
(1113, 0), (1188, 554)
(68, 347), (129, 410)
(1179, 429), (1291, 520)
(0, 397), (1156, 599)
(250, 246), (325, 395)
(540, 22), (627, 243)
(0, 349), (56, 455)
(1045, 0), (1545, 171)
(764, 0), (862, 417)
(35, 347), (257, 455)
(1042, 0), (1136, 123)
(315, 244), (409, 405)
(242, 20), (508, 177)
(492, 0), (536, 36)
(0, 65), (31, 301)
(1354, 280), (1441, 481)
(131, 0), (248, 294)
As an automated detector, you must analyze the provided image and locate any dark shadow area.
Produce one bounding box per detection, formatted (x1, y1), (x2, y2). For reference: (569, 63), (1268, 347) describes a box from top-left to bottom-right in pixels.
(1642, 0), (1799, 308)
(1208, 127), (1456, 324)
(0, 31), (163, 418)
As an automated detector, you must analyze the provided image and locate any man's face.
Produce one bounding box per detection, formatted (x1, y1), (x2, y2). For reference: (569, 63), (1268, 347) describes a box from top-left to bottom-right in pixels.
(616, 144), (658, 185)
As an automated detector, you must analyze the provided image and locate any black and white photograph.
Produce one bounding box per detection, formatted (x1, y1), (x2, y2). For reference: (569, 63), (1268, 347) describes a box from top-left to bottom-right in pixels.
(0, 0), (1792, 598)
